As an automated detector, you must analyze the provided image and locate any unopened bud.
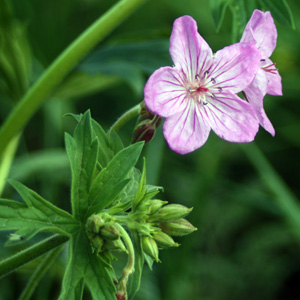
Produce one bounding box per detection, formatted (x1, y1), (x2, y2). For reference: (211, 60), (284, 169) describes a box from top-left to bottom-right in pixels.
(133, 120), (156, 144)
(152, 231), (179, 248)
(160, 218), (197, 236)
(142, 237), (159, 262)
(148, 200), (168, 215)
(105, 238), (127, 253)
(100, 223), (120, 240)
(86, 214), (105, 234)
(91, 236), (104, 252)
(150, 204), (193, 222)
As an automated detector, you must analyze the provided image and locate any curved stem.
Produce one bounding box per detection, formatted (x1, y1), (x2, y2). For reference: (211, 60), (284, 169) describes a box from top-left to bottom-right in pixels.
(115, 224), (135, 297)
(0, 133), (20, 196)
(18, 244), (64, 300)
(109, 103), (142, 133)
(0, 0), (147, 156)
(0, 235), (69, 278)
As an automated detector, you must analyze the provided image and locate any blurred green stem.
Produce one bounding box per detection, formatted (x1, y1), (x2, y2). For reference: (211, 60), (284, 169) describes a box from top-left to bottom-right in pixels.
(0, 235), (69, 278)
(0, 0), (147, 156)
(18, 244), (64, 300)
(109, 103), (141, 133)
(0, 133), (20, 196)
(241, 143), (300, 240)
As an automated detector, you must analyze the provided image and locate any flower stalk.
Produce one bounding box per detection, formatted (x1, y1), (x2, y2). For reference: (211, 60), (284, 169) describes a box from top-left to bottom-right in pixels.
(0, 0), (147, 157)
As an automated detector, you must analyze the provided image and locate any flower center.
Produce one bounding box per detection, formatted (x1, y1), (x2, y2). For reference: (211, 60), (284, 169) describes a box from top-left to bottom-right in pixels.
(186, 70), (222, 105)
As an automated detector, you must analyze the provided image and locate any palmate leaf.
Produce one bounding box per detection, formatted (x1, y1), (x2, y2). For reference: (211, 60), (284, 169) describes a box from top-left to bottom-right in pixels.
(0, 181), (79, 244)
(59, 230), (116, 300)
(85, 142), (144, 218)
(65, 111), (99, 221)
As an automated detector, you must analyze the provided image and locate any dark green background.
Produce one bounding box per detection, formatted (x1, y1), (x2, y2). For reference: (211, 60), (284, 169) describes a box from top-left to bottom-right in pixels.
(1, 0), (300, 299)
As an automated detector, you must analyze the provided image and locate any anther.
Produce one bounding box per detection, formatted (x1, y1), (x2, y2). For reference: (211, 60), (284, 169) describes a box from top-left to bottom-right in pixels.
(218, 87), (222, 92)
(204, 70), (209, 77)
(210, 78), (216, 84)
(195, 74), (200, 80)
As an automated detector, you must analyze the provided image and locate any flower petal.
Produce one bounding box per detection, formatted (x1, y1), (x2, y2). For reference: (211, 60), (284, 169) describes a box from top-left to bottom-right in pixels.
(241, 10), (277, 59)
(204, 90), (259, 142)
(263, 58), (282, 96)
(210, 43), (260, 93)
(144, 66), (187, 117)
(243, 69), (275, 136)
(163, 100), (210, 154)
(169, 15), (213, 82)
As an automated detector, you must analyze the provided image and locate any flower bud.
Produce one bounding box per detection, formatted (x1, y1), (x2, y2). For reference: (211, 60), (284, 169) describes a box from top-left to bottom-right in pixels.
(91, 236), (104, 253)
(152, 231), (179, 248)
(133, 120), (156, 144)
(100, 223), (120, 240)
(148, 200), (168, 215)
(86, 214), (105, 234)
(142, 236), (159, 262)
(160, 218), (197, 236)
(105, 238), (127, 253)
(150, 204), (193, 222)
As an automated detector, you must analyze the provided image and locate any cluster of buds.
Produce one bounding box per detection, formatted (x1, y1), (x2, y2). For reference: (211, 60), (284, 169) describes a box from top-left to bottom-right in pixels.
(132, 102), (162, 144)
(86, 213), (127, 256)
(137, 202), (197, 262)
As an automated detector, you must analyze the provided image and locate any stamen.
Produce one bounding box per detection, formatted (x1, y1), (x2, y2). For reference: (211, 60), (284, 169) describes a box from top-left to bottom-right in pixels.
(211, 78), (216, 84)
(218, 87), (222, 92)
(195, 74), (200, 80)
(204, 70), (209, 78)
(262, 62), (278, 74)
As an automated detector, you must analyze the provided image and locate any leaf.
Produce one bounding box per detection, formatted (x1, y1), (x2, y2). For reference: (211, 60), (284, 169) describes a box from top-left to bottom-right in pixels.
(230, 0), (248, 42)
(209, 0), (231, 31)
(258, 0), (295, 28)
(65, 111), (99, 221)
(85, 142), (143, 218)
(0, 181), (79, 243)
(59, 230), (116, 300)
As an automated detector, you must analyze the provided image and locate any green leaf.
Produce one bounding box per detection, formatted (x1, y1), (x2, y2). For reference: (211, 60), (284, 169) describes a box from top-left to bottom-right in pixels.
(59, 230), (116, 300)
(0, 181), (79, 243)
(230, 0), (247, 42)
(258, 0), (295, 28)
(65, 111), (99, 221)
(209, 0), (231, 31)
(85, 142), (143, 218)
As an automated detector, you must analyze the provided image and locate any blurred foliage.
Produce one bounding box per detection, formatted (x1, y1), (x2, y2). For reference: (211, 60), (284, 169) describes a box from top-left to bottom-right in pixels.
(1, 0), (300, 299)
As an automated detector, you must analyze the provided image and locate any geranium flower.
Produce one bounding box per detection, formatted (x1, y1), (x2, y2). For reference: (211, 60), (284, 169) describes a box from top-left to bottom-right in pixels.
(144, 15), (261, 154)
(241, 9), (282, 136)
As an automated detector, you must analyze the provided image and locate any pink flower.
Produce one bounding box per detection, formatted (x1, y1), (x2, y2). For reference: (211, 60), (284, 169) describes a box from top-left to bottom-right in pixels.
(144, 16), (261, 154)
(241, 10), (282, 136)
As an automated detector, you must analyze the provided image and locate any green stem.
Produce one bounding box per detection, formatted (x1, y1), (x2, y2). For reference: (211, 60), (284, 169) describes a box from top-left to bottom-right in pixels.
(0, 0), (147, 156)
(115, 224), (135, 297)
(240, 143), (300, 239)
(0, 235), (69, 278)
(18, 245), (64, 300)
(0, 133), (20, 196)
(109, 103), (142, 133)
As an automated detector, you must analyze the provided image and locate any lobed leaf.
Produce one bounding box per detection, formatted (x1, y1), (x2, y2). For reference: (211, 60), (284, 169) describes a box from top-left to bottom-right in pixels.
(85, 142), (144, 218)
(59, 230), (116, 300)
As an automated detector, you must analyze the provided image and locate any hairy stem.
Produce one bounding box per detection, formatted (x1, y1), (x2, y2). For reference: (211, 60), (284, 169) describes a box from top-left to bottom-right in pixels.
(0, 235), (69, 278)
(115, 224), (135, 297)
(18, 245), (64, 300)
(109, 103), (142, 133)
(0, 0), (147, 156)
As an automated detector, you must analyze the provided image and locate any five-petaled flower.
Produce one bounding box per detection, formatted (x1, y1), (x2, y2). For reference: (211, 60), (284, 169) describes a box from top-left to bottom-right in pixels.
(241, 9), (282, 136)
(144, 15), (261, 154)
